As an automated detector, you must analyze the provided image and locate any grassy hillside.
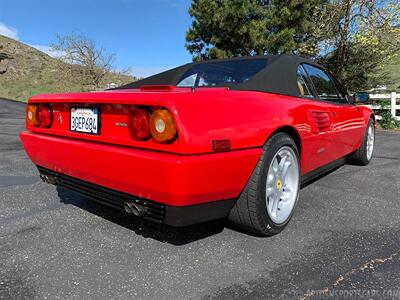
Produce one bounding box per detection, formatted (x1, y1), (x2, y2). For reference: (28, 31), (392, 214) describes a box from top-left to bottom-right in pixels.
(0, 35), (134, 102)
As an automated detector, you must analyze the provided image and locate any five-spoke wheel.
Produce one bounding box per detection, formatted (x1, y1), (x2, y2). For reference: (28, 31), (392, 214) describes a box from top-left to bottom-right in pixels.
(266, 146), (300, 224)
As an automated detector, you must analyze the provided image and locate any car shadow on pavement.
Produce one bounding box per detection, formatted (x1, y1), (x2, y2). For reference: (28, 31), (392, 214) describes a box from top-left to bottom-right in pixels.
(56, 187), (226, 246)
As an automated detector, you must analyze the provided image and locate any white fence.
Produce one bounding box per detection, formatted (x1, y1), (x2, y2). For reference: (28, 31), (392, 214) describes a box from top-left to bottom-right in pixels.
(367, 92), (400, 121)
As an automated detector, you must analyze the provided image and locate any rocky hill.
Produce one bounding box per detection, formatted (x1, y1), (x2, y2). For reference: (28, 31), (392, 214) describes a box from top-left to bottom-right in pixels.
(0, 35), (134, 101)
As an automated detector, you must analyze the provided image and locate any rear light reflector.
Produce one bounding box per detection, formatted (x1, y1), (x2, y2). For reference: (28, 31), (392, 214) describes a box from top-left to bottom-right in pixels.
(127, 109), (151, 140)
(212, 139), (231, 151)
(149, 109), (177, 142)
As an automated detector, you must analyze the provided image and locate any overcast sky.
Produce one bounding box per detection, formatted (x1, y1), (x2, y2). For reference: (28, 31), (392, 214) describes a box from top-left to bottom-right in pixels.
(0, 0), (193, 78)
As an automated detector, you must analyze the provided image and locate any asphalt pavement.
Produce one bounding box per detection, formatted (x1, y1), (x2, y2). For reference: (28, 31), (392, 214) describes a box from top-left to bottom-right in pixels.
(0, 98), (399, 299)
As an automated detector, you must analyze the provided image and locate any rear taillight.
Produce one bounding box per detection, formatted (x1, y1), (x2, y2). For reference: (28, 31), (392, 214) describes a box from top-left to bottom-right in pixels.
(149, 109), (177, 142)
(26, 104), (38, 126)
(127, 108), (177, 143)
(36, 104), (53, 128)
(26, 104), (53, 128)
(127, 109), (151, 140)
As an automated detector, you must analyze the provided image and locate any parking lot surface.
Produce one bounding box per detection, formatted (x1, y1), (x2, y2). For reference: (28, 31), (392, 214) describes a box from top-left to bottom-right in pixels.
(0, 98), (399, 299)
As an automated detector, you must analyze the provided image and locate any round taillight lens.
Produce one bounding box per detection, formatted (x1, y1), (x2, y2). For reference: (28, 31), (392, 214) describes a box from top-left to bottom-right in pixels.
(26, 104), (38, 126)
(36, 104), (53, 128)
(128, 109), (151, 140)
(149, 109), (177, 142)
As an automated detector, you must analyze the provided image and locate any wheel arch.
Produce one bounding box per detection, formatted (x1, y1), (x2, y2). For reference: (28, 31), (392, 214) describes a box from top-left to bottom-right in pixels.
(370, 112), (376, 123)
(266, 126), (302, 158)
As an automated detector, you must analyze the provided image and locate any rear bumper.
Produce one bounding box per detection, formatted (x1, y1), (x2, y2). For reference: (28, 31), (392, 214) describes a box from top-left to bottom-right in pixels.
(20, 131), (261, 208)
(38, 166), (235, 226)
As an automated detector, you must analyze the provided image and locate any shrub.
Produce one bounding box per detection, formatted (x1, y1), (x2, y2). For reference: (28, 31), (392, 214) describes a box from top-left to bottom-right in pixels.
(375, 99), (400, 130)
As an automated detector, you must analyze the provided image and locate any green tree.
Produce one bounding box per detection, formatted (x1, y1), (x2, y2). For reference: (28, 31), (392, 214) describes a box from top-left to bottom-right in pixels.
(186, 0), (326, 60)
(316, 0), (400, 91)
(186, 0), (400, 91)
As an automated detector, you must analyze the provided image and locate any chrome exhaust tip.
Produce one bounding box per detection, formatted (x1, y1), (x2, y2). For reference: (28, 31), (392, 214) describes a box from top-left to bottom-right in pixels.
(123, 202), (146, 217)
(40, 174), (57, 185)
(123, 202), (133, 214)
(40, 174), (49, 183)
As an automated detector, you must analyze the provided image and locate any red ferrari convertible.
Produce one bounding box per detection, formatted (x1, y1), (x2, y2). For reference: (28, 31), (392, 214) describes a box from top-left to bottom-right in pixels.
(20, 55), (374, 236)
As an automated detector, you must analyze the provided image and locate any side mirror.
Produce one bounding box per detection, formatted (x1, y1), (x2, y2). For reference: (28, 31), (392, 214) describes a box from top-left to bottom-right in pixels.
(353, 92), (370, 104)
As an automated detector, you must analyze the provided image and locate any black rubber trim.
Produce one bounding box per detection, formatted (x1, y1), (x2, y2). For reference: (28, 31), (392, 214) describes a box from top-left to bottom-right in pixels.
(37, 166), (234, 226)
(164, 199), (235, 226)
(301, 156), (347, 187)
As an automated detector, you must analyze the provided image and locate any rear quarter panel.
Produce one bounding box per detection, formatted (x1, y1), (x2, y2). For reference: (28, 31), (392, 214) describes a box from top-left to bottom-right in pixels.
(170, 89), (339, 175)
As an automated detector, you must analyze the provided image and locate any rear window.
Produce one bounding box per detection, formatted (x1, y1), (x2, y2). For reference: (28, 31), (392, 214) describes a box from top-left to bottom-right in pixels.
(177, 59), (267, 88)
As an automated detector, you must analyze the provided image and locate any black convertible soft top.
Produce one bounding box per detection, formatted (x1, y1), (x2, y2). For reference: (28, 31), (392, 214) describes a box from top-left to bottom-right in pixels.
(114, 54), (324, 97)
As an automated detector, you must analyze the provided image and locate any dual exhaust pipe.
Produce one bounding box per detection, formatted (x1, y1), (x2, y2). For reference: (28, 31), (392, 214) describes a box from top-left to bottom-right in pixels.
(40, 174), (147, 218)
(40, 174), (56, 185)
(123, 202), (146, 217)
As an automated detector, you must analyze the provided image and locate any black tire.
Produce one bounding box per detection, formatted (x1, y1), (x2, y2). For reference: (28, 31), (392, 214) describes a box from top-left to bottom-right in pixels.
(228, 132), (300, 236)
(348, 118), (375, 166)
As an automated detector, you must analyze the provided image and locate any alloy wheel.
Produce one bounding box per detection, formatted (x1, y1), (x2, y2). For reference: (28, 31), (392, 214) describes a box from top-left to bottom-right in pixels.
(266, 146), (300, 224)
